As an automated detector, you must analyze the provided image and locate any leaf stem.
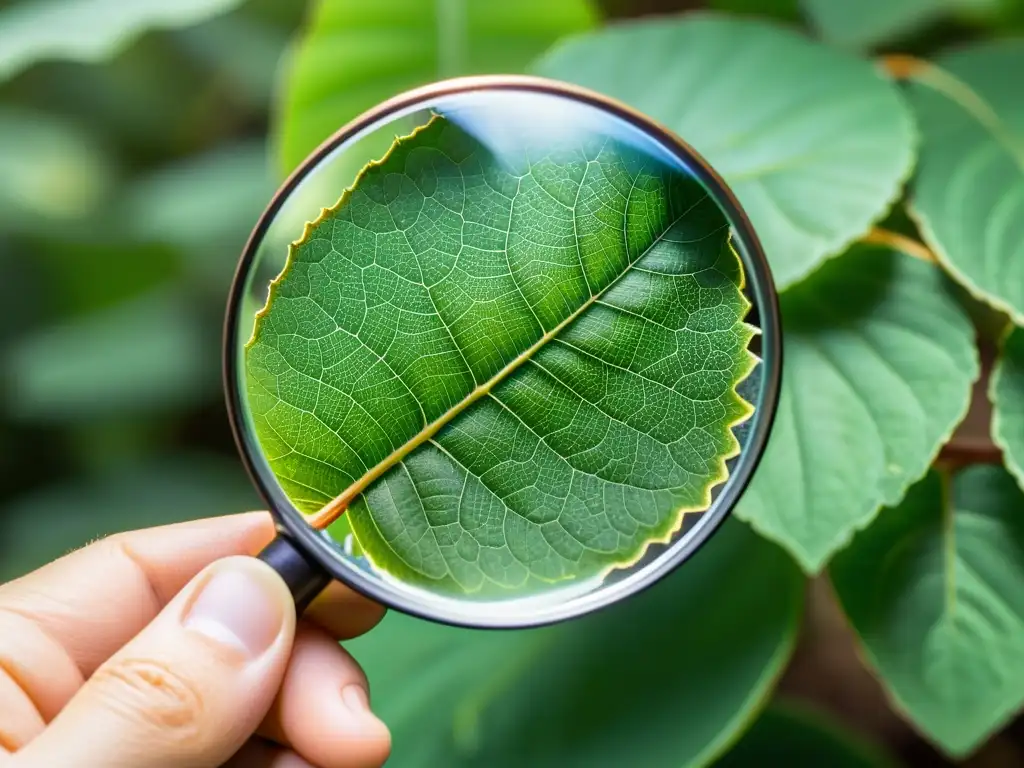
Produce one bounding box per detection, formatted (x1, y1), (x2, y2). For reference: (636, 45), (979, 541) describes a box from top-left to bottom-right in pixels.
(862, 227), (936, 263)
(878, 53), (930, 81)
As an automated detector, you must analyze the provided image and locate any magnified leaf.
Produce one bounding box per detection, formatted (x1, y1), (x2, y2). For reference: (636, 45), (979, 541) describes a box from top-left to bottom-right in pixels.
(991, 325), (1024, 490)
(274, 0), (596, 175)
(0, 0), (243, 82)
(716, 701), (896, 767)
(909, 40), (1024, 324)
(348, 518), (803, 767)
(533, 14), (915, 289)
(246, 115), (755, 596)
(832, 466), (1024, 757)
(737, 244), (978, 572)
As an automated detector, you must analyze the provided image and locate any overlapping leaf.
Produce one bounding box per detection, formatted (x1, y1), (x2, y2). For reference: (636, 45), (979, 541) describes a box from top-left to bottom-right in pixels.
(802, 0), (1002, 49)
(273, 0), (595, 174)
(348, 519), (803, 768)
(0, 0), (243, 81)
(909, 40), (1024, 324)
(832, 466), (1024, 756)
(991, 325), (1024, 489)
(533, 13), (916, 289)
(716, 701), (895, 767)
(736, 245), (977, 571)
(247, 115), (754, 595)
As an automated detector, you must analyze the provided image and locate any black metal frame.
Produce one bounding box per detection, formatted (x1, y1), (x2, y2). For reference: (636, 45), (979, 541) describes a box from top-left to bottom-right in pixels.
(223, 75), (783, 629)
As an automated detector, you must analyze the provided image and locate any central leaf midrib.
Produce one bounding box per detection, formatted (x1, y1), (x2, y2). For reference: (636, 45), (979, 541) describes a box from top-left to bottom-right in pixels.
(307, 200), (709, 529)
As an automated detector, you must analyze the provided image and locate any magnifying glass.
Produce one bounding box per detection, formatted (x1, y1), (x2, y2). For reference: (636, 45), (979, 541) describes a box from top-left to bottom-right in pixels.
(223, 75), (781, 629)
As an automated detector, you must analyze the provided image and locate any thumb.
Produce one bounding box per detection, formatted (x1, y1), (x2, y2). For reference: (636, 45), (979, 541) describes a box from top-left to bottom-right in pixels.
(15, 556), (296, 768)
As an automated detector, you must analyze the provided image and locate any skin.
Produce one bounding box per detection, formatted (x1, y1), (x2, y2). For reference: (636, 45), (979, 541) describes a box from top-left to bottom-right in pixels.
(0, 512), (392, 768)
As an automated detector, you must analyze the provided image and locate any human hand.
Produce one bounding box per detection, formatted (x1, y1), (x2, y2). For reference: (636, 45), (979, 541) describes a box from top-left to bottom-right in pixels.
(0, 513), (391, 768)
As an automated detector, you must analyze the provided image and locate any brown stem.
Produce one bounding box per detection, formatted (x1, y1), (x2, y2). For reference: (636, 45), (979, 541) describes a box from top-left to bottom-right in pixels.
(878, 53), (931, 80)
(938, 341), (1000, 471)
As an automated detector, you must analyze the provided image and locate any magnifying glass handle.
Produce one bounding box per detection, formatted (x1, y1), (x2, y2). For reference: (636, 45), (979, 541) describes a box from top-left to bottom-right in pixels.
(257, 535), (332, 614)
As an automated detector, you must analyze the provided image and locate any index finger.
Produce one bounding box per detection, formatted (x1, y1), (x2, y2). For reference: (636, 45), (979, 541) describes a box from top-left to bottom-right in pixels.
(0, 513), (274, 676)
(0, 513), (381, 676)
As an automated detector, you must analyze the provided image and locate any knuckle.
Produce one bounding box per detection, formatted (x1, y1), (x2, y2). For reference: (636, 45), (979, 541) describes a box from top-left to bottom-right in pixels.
(91, 656), (205, 736)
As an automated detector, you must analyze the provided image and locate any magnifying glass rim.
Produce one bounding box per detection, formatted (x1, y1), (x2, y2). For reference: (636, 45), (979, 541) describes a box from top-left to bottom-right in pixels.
(223, 74), (783, 630)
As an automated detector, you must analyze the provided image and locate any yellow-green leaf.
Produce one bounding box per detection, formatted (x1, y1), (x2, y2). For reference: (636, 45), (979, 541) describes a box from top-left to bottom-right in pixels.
(273, 0), (596, 175)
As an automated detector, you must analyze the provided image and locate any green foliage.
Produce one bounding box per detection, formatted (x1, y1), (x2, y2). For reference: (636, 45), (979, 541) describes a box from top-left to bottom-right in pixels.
(533, 14), (916, 289)
(7, 0), (1024, 764)
(992, 326), (1024, 486)
(0, 0), (244, 81)
(801, 0), (1003, 48)
(248, 114), (753, 594)
(4, 289), (214, 423)
(737, 245), (978, 570)
(273, 0), (595, 174)
(348, 519), (803, 767)
(909, 40), (1024, 324)
(0, 107), (114, 228)
(716, 701), (897, 767)
(833, 466), (1024, 756)
(0, 454), (258, 581)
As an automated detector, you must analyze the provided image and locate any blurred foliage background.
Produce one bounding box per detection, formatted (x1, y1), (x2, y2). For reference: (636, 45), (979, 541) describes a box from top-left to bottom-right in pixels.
(0, 0), (301, 580)
(5, 1), (1024, 766)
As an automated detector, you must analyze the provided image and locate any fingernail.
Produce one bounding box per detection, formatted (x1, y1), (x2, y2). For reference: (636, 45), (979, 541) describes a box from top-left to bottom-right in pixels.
(183, 562), (286, 657)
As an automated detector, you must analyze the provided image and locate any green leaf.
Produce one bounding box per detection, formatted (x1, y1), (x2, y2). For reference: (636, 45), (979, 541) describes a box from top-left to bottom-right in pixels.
(0, 0), (243, 81)
(533, 13), (915, 289)
(4, 289), (215, 423)
(715, 700), (896, 767)
(991, 325), (1024, 490)
(0, 107), (114, 227)
(909, 40), (1024, 325)
(273, 0), (596, 174)
(736, 245), (978, 571)
(832, 466), (1024, 757)
(801, 0), (1001, 49)
(247, 115), (755, 596)
(349, 518), (803, 767)
(0, 454), (258, 582)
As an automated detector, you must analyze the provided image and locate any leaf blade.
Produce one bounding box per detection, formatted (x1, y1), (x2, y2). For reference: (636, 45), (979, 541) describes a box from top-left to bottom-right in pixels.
(717, 700), (897, 767)
(0, 0), (243, 81)
(991, 326), (1024, 490)
(273, 0), (596, 174)
(736, 245), (978, 571)
(908, 40), (1024, 324)
(533, 13), (916, 289)
(348, 519), (804, 767)
(832, 466), (1024, 756)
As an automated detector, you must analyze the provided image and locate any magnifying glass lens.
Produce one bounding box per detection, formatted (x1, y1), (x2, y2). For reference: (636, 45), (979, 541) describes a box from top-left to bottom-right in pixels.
(228, 82), (779, 627)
